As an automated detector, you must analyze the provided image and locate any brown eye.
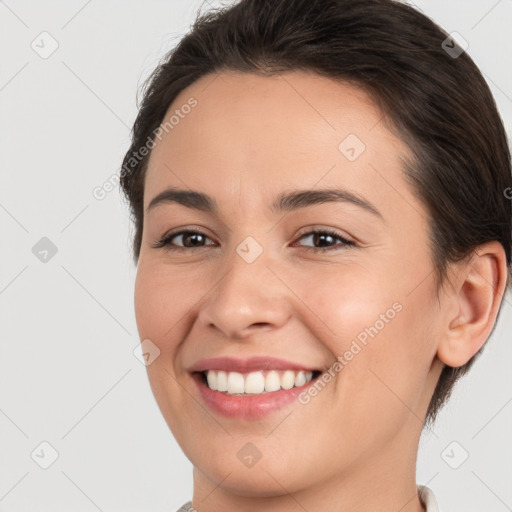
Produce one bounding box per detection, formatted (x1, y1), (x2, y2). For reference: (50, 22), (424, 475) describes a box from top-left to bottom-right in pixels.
(293, 229), (355, 252)
(152, 230), (215, 251)
(151, 228), (355, 253)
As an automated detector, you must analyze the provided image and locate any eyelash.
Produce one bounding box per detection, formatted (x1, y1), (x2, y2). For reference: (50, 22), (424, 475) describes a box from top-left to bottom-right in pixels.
(151, 228), (355, 253)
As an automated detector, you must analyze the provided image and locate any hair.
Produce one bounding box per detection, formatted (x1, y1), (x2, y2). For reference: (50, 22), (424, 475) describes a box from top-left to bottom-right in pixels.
(119, 0), (512, 427)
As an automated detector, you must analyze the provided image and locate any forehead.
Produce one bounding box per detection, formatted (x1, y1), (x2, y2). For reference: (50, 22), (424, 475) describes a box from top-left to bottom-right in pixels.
(144, 70), (416, 218)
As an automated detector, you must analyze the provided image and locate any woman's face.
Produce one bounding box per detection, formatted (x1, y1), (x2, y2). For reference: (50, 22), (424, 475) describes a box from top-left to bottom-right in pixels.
(134, 70), (445, 497)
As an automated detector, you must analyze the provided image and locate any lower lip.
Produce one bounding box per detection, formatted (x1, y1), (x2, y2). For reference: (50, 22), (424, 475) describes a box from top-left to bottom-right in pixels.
(191, 372), (316, 419)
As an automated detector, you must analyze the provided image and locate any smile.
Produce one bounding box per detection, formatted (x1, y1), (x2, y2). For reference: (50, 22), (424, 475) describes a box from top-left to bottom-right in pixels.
(202, 369), (321, 395)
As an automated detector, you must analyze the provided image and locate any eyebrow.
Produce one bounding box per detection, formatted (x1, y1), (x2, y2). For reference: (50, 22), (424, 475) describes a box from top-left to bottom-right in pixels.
(146, 187), (383, 219)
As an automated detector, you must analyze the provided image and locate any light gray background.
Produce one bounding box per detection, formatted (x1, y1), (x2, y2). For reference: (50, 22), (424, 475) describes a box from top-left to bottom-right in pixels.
(0, 1), (511, 511)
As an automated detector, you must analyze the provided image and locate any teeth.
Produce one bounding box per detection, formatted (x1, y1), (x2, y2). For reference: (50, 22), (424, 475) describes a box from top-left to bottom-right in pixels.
(265, 370), (281, 392)
(204, 369), (316, 395)
(295, 371), (306, 387)
(206, 370), (218, 391)
(227, 372), (245, 394)
(217, 371), (228, 392)
(281, 370), (295, 390)
(245, 372), (265, 394)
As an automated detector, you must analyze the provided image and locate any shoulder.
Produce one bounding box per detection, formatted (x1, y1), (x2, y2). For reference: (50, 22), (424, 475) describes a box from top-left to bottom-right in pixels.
(176, 490), (441, 512)
(418, 484), (443, 512)
(175, 501), (194, 512)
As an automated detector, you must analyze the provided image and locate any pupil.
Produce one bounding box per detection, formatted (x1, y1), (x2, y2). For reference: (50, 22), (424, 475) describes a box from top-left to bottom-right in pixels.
(186, 233), (203, 247)
(315, 233), (332, 247)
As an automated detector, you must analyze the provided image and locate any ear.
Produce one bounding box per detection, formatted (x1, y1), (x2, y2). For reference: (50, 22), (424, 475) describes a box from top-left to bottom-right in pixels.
(436, 241), (509, 368)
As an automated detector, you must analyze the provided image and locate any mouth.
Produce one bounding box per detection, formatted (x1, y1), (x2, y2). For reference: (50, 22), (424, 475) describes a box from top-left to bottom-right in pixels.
(190, 368), (325, 419)
(187, 356), (327, 419)
(197, 369), (323, 396)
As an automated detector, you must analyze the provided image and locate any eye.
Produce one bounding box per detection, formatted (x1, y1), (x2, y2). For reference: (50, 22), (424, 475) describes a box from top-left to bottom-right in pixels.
(292, 229), (355, 252)
(151, 228), (355, 253)
(151, 229), (215, 251)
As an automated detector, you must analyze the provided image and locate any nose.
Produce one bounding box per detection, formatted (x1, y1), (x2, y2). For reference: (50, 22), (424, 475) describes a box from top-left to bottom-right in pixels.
(197, 245), (292, 340)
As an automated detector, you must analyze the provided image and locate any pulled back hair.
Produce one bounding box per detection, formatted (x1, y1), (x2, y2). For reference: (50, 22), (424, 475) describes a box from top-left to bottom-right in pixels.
(119, 0), (512, 426)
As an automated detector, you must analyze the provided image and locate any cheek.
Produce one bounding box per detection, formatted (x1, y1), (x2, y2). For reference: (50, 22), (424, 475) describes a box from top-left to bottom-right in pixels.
(134, 262), (195, 433)
(134, 262), (198, 350)
(303, 264), (434, 418)
(299, 265), (397, 353)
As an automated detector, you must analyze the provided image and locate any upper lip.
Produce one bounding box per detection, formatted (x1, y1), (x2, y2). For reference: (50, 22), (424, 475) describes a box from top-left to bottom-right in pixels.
(188, 356), (321, 373)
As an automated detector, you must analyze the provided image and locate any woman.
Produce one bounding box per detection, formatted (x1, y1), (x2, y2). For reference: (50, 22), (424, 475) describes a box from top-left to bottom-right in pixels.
(119, 0), (511, 510)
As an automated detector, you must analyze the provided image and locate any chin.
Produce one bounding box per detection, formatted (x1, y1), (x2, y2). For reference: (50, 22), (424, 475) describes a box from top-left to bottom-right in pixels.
(196, 459), (306, 498)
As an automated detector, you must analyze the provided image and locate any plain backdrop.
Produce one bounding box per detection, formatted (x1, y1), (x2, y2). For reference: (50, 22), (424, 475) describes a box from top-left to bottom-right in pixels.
(0, 1), (511, 511)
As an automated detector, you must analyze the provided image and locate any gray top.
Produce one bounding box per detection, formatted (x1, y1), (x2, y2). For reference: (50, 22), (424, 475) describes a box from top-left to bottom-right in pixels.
(176, 484), (442, 511)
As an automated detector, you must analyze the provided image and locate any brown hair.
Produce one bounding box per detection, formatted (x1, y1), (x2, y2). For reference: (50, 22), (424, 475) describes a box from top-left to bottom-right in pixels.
(119, 0), (512, 427)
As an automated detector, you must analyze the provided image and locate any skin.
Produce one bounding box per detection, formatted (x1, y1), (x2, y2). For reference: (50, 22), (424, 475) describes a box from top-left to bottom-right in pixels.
(133, 70), (508, 512)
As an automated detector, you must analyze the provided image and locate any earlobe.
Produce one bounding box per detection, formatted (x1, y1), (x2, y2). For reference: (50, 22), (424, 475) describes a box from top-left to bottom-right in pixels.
(436, 242), (508, 368)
